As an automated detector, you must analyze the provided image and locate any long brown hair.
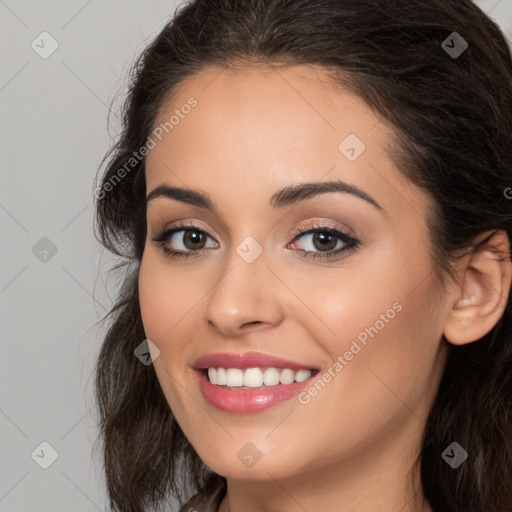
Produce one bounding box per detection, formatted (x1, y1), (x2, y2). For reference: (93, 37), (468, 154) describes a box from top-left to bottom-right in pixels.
(93, 1), (512, 510)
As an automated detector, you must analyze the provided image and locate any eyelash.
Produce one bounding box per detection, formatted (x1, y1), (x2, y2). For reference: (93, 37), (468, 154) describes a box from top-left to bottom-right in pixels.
(150, 221), (360, 261)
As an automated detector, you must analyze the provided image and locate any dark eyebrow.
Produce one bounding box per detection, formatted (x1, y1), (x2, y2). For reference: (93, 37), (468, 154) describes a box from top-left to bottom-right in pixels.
(270, 181), (383, 210)
(145, 180), (383, 211)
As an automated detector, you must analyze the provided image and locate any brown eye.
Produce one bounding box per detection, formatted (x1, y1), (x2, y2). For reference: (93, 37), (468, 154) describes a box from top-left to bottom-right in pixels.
(151, 224), (218, 259)
(181, 229), (208, 250)
(289, 224), (360, 260)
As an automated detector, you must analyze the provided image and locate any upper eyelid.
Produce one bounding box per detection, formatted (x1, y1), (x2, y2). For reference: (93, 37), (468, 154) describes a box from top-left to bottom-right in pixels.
(153, 221), (355, 245)
(288, 221), (353, 238)
(146, 202), (359, 238)
(149, 213), (355, 234)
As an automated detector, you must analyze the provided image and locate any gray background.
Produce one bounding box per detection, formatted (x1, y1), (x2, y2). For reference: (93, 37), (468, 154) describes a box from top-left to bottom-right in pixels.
(1, 1), (511, 511)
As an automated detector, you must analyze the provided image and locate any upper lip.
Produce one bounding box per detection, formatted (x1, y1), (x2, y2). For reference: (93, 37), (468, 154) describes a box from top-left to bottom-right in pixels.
(193, 351), (319, 371)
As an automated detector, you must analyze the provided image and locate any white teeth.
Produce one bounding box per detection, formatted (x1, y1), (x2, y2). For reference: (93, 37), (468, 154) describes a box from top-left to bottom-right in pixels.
(243, 368), (264, 387)
(216, 367), (227, 385)
(206, 367), (313, 387)
(226, 368), (244, 386)
(279, 368), (295, 385)
(294, 369), (312, 383)
(263, 367), (280, 386)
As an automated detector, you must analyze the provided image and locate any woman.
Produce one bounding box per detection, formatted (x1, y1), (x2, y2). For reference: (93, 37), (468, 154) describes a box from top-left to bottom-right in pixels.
(93, 0), (512, 511)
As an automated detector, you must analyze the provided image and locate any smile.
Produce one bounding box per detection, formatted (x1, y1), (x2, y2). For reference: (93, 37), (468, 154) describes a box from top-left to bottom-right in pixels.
(195, 367), (321, 413)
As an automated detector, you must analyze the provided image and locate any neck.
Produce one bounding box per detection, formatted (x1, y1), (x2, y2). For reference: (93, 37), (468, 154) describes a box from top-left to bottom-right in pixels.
(217, 413), (433, 512)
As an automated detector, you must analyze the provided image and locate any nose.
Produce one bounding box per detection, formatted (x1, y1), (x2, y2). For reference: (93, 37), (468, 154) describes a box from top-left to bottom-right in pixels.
(203, 246), (286, 337)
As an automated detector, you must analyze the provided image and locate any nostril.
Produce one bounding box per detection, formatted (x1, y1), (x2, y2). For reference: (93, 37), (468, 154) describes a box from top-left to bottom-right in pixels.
(242, 321), (263, 328)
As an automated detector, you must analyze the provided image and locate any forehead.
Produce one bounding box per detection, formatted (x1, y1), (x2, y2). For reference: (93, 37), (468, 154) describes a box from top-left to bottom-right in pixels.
(148, 63), (384, 160)
(144, 64), (427, 220)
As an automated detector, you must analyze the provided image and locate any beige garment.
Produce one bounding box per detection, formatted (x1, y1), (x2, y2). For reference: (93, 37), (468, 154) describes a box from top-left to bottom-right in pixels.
(178, 478), (226, 512)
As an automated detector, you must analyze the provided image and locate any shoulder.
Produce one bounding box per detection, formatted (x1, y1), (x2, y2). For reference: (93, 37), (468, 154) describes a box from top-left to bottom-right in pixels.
(178, 478), (226, 512)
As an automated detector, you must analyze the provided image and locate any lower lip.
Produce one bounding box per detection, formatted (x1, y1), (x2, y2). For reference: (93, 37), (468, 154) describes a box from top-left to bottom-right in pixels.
(195, 369), (318, 413)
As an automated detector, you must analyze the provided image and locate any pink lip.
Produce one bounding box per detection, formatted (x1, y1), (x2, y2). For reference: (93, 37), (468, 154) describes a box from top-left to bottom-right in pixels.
(194, 369), (319, 413)
(192, 351), (320, 413)
(192, 351), (318, 371)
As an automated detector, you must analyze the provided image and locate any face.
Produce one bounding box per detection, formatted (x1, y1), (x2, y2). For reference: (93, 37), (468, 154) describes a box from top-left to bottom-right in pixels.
(138, 64), (451, 481)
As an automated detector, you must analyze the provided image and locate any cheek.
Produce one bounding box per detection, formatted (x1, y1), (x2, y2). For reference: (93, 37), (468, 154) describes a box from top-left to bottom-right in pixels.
(290, 253), (409, 353)
(138, 253), (201, 345)
(292, 282), (442, 466)
(301, 245), (441, 399)
(138, 255), (197, 416)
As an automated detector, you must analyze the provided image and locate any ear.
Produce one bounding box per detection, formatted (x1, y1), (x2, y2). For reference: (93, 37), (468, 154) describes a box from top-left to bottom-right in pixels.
(443, 230), (512, 345)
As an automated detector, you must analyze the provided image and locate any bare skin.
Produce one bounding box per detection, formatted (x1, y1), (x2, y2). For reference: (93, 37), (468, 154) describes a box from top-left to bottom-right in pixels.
(138, 64), (511, 512)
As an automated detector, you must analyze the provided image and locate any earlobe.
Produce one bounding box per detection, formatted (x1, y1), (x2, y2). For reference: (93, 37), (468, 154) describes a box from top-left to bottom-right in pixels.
(453, 296), (476, 309)
(443, 230), (512, 346)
